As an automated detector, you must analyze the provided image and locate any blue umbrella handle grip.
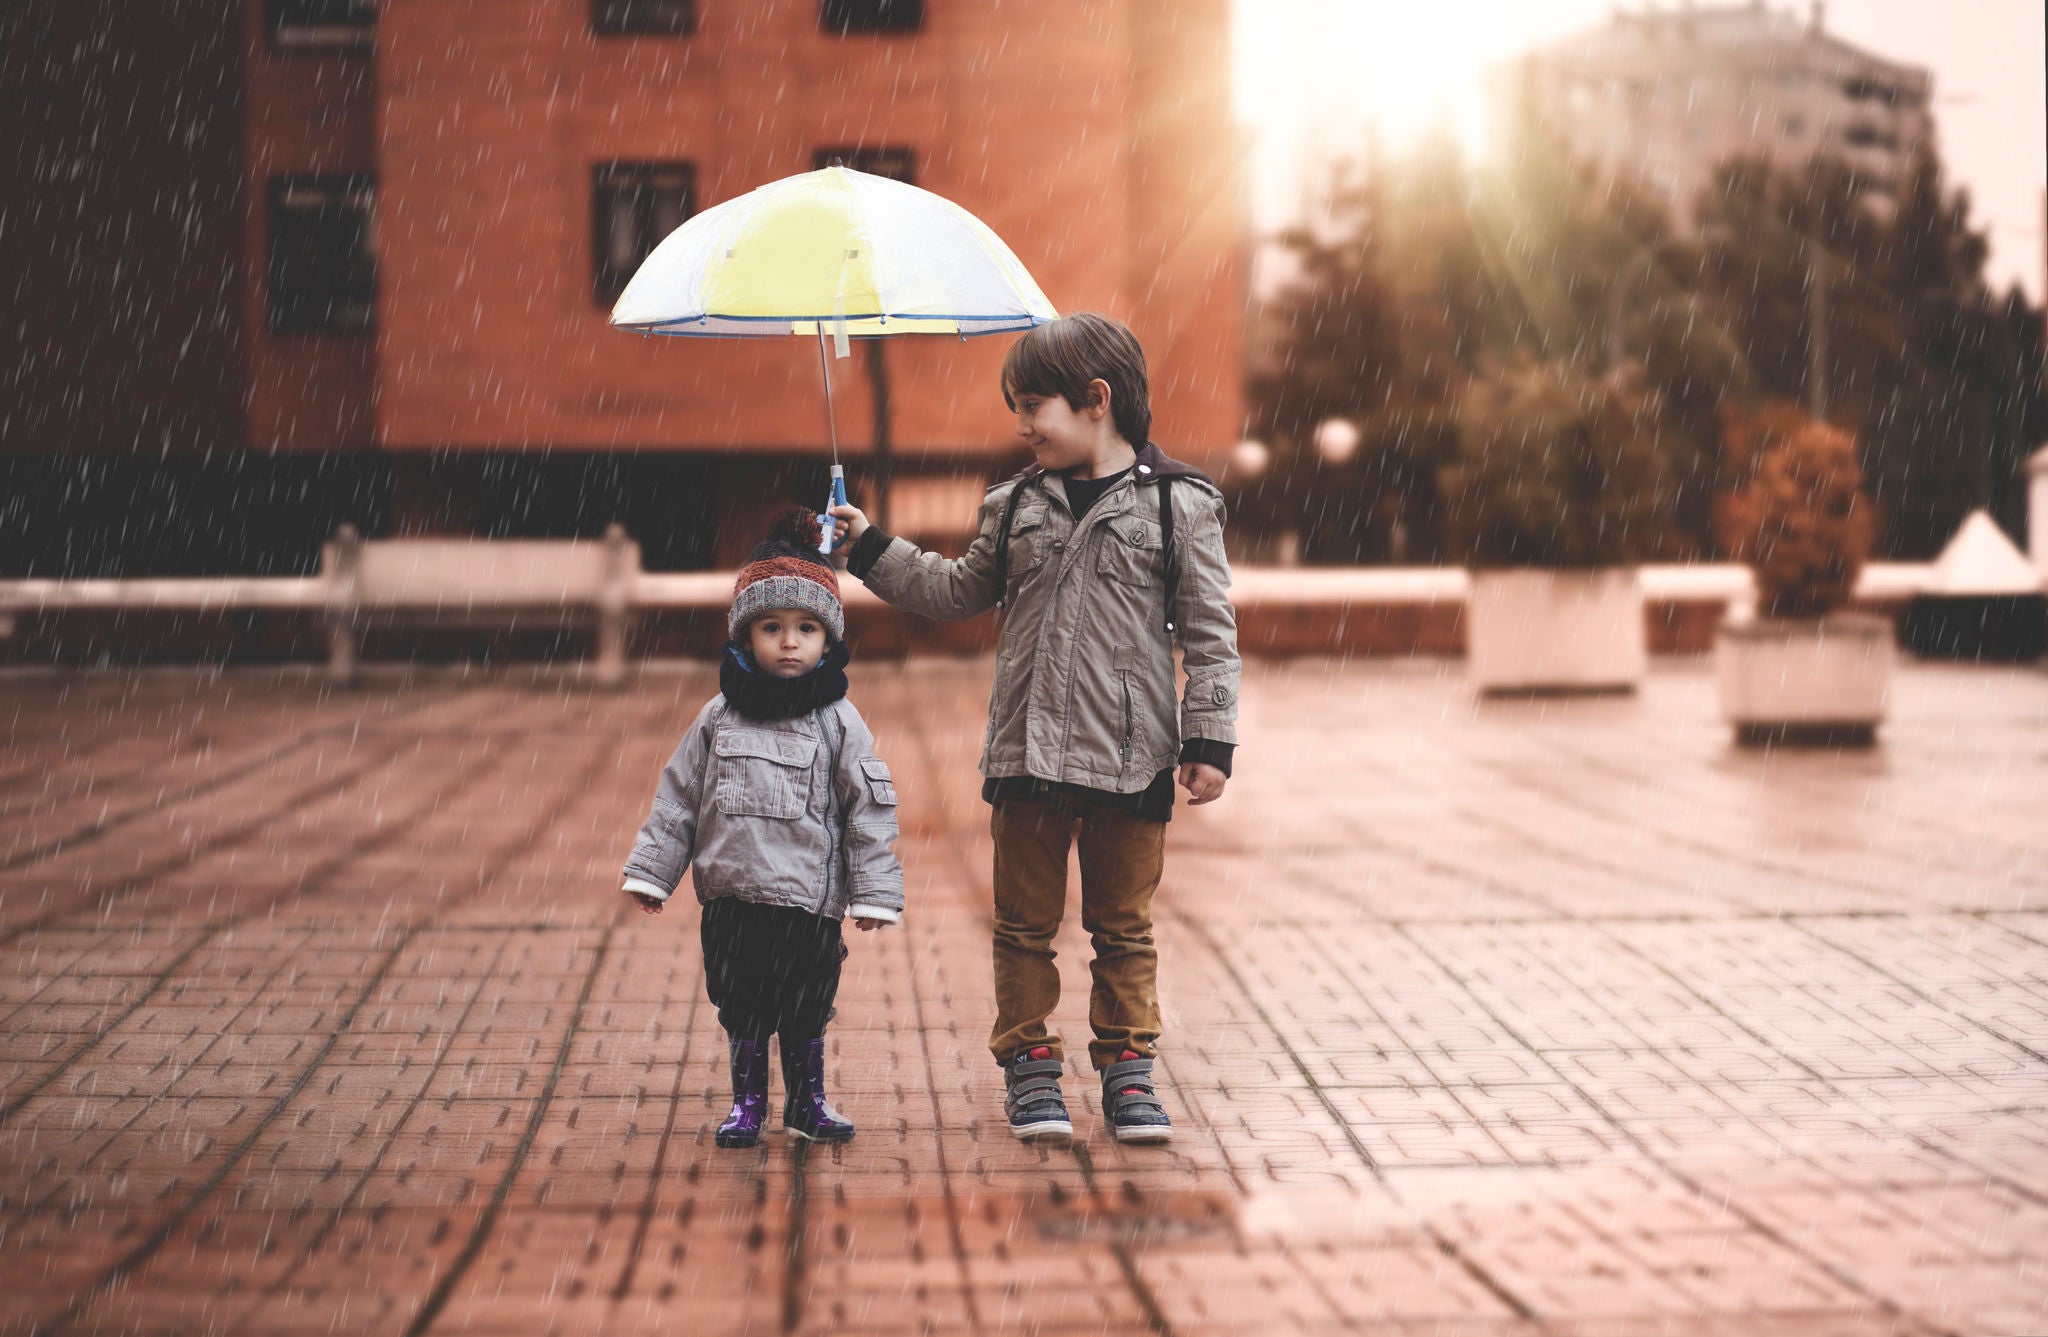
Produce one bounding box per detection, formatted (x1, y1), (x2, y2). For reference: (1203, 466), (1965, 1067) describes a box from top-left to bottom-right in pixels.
(818, 468), (848, 555)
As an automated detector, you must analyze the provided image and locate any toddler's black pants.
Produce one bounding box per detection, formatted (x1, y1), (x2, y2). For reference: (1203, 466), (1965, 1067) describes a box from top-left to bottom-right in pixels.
(700, 897), (846, 1040)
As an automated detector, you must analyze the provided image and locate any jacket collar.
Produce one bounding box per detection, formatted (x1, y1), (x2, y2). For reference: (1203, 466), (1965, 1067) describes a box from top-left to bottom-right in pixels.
(1130, 440), (1214, 487)
(1017, 441), (1214, 500)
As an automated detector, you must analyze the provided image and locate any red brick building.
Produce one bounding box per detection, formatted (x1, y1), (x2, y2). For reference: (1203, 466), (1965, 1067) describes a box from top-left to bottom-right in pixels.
(3, 0), (1242, 574)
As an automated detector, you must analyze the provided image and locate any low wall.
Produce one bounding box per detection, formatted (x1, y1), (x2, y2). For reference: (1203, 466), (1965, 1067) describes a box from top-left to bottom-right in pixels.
(0, 564), (1932, 666)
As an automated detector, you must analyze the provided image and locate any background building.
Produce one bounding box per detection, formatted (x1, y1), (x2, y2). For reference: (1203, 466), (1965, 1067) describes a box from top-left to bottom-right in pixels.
(2, 0), (1241, 575)
(1495, 1), (1932, 229)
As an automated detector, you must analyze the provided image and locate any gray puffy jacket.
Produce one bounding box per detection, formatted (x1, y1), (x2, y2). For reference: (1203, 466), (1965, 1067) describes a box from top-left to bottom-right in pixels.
(620, 696), (904, 921)
(852, 443), (1240, 791)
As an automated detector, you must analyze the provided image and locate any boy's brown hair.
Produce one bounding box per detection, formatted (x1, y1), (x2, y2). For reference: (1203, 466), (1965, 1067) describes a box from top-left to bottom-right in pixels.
(1001, 312), (1152, 449)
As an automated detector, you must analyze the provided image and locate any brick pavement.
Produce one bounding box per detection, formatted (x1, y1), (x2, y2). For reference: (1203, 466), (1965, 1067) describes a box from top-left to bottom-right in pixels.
(1, 658), (2044, 1335)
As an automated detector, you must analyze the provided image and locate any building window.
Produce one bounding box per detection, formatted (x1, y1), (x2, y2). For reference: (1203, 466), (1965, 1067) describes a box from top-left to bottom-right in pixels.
(266, 175), (376, 334)
(813, 147), (916, 185)
(593, 162), (695, 305)
(265, 0), (375, 53)
(820, 0), (923, 36)
(592, 0), (694, 36)
(1842, 77), (1901, 106)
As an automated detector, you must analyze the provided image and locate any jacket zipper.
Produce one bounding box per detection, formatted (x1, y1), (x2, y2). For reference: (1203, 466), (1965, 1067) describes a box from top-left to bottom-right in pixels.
(817, 712), (838, 914)
(1119, 672), (1133, 767)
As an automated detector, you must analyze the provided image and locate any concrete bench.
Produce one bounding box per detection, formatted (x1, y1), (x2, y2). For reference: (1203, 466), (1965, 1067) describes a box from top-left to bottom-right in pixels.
(321, 525), (639, 687)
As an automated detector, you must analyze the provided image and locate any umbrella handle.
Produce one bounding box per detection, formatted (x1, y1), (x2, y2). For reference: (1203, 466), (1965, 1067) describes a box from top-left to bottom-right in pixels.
(819, 465), (848, 555)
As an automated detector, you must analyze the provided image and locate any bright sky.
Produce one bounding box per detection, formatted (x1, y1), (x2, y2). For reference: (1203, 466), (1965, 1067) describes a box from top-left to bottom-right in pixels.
(1233, 0), (2048, 298)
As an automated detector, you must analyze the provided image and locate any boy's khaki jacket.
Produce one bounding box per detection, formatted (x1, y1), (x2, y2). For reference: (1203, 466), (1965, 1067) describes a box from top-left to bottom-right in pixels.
(621, 697), (905, 920)
(858, 443), (1240, 791)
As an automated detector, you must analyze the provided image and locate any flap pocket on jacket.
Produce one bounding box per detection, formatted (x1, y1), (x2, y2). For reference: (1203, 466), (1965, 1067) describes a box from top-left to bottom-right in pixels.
(715, 732), (818, 767)
(1005, 501), (1051, 576)
(713, 729), (816, 819)
(1098, 517), (1164, 586)
(858, 757), (899, 806)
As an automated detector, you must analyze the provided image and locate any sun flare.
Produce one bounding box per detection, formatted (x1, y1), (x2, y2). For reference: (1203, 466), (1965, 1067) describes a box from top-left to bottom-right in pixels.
(1233, 0), (1512, 163)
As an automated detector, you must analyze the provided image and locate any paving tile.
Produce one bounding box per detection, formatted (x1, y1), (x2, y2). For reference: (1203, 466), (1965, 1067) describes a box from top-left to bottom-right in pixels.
(1, 660), (2043, 1334)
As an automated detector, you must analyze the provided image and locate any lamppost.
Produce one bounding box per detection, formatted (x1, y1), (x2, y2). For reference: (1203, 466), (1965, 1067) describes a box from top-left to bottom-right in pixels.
(1226, 438), (1284, 563)
(1806, 211), (1830, 419)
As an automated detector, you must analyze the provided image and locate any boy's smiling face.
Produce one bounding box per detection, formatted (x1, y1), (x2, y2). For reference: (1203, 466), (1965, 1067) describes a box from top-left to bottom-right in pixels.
(1010, 379), (1113, 474)
(748, 609), (828, 678)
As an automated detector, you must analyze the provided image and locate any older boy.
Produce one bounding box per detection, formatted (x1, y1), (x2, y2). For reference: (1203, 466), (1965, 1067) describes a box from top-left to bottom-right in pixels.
(830, 312), (1240, 1143)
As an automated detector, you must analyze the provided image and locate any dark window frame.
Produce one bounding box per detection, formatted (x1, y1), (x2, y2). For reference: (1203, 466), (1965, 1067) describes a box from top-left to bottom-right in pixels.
(820, 0), (924, 36)
(592, 161), (696, 307)
(1842, 77), (1903, 106)
(812, 146), (916, 185)
(264, 0), (376, 54)
(591, 0), (696, 37)
(1842, 123), (1899, 151)
(265, 173), (377, 336)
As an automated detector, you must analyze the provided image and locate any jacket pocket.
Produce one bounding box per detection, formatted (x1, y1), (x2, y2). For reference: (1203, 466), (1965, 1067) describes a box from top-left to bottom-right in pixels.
(1113, 644), (1142, 768)
(858, 757), (899, 806)
(1006, 502), (1051, 579)
(1097, 516), (1164, 587)
(712, 729), (818, 819)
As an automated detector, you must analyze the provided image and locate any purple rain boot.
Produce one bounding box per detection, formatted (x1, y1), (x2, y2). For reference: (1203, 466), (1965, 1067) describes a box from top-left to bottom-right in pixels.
(779, 1035), (856, 1142)
(715, 1038), (771, 1148)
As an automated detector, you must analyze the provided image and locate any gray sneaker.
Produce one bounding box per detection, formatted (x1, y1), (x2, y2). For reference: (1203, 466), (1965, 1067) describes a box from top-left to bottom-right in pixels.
(1101, 1051), (1172, 1143)
(1003, 1046), (1073, 1141)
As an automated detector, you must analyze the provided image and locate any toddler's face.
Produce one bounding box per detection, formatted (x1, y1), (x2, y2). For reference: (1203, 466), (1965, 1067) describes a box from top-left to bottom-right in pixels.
(748, 609), (828, 678)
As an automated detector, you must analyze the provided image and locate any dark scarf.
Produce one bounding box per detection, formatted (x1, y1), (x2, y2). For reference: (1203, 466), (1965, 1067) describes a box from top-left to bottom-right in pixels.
(719, 639), (850, 721)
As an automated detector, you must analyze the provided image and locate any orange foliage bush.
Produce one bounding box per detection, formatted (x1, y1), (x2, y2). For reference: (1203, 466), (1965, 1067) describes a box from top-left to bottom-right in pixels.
(1719, 410), (1874, 619)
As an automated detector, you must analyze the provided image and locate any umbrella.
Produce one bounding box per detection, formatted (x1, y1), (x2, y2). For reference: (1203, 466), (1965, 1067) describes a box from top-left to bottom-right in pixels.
(609, 165), (1058, 551)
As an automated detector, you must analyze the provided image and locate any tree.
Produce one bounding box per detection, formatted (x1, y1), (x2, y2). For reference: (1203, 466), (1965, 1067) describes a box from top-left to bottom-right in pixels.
(1694, 150), (2046, 558)
(1251, 134), (2046, 564)
(1442, 356), (1676, 569)
(1253, 132), (1736, 562)
(1718, 409), (1875, 620)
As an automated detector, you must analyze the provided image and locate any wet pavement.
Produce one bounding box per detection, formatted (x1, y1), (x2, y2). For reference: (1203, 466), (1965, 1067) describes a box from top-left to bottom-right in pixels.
(2, 656), (2045, 1335)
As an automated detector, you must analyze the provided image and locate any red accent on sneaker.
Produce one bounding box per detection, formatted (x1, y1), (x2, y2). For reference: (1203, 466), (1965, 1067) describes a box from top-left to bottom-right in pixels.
(1119, 1049), (1142, 1061)
(1028, 1046), (1053, 1061)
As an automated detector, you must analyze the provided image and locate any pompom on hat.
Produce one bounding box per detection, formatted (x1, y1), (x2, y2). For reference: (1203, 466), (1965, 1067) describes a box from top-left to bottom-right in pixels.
(729, 507), (846, 642)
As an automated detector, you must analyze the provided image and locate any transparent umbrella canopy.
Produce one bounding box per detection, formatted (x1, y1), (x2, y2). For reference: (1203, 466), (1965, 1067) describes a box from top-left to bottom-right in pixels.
(609, 165), (1058, 548)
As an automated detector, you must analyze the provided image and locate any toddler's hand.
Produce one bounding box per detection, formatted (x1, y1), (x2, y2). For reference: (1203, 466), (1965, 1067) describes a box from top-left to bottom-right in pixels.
(854, 916), (888, 932)
(828, 503), (870, 546)
(1176, 762), (1227, 806)
(629, 893), (665, 915)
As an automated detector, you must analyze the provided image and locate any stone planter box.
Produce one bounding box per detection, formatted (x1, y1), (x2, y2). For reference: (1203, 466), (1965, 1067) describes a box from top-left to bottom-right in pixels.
(1715, 611), (1892, 746)
(1465, 568), (1644, 694)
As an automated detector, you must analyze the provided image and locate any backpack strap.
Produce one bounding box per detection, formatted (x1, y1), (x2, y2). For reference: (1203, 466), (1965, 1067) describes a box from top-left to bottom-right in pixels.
(1159, 476), (1179, 636)
(990, 474), (1035, 610)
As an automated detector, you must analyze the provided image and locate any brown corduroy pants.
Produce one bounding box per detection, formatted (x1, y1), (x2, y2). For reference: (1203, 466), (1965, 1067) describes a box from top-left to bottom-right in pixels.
(988, 796), (1168, 1072)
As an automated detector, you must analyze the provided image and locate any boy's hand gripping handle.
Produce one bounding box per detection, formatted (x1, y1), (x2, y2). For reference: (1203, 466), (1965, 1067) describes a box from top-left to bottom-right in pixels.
(819, 466), (848, 555)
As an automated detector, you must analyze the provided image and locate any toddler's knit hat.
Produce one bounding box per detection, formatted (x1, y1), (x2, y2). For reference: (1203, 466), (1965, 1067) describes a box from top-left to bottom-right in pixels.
(729, 507), (845, 642)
